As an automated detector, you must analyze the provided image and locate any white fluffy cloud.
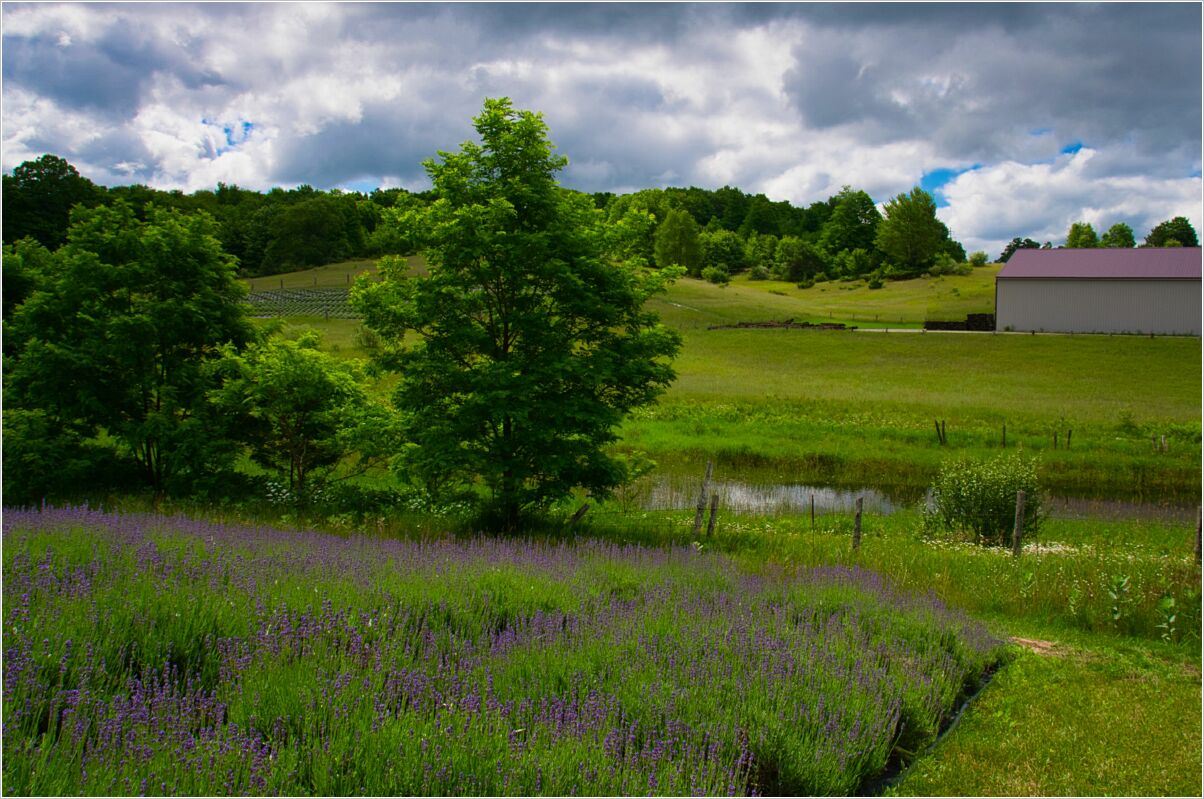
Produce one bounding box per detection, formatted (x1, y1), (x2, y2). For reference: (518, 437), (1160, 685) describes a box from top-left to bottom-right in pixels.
(2, 3), (1199, 253)
(940, 149), (1204, 256)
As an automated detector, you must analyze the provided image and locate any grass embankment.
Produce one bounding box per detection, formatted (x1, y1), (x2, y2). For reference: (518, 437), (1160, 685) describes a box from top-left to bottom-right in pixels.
(3, 507), (1003, 796)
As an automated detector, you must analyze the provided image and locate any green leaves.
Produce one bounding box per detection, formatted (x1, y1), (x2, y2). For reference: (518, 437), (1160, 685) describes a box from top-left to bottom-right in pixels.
(352, 98), (681, 528)
(924, 452), (1046, 547)
(874, 187), (950, 275)
(4, 201), (254, 496)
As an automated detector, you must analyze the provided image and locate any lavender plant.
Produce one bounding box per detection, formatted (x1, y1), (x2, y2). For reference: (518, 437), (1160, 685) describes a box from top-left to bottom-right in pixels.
(3, 506), (1003, 796)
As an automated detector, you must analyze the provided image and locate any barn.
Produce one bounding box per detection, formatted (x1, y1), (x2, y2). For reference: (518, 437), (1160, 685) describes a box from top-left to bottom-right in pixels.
(995, 247), (1202, 335)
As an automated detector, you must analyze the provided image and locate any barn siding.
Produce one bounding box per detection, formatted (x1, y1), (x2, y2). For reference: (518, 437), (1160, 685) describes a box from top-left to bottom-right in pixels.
(996, 278), (1202, 335)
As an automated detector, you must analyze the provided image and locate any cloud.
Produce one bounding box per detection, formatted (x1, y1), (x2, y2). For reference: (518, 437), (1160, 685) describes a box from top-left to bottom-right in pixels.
(939, 148), (1203, 257)
(1, 2), (1199, 251)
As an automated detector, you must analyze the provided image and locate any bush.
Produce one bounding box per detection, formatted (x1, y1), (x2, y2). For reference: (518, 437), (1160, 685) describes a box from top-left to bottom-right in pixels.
(748, 265), (771, 281)
(867, 275), (884, 289)
(968, 251), (990, 267)
(701, 266), (730, 285)
(923, 452), (1045, 547)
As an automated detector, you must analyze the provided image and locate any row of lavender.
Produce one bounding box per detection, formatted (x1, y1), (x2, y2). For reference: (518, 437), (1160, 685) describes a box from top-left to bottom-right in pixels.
(3, 507), (1003, 795)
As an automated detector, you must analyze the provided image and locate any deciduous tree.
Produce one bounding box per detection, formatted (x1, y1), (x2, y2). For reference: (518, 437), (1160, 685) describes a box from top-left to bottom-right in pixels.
(1100, 222), (1136, 249)
(874, 187), (949, 275)
(4, 202), (254, 495)
(654, 207), (703, 276)
(351, 98), (681, 529)
(210, 333), (395, 503)
(820, 186), (882, 256)
(1143, 216), (1199, 248)
(1064, 221), (1099, 248)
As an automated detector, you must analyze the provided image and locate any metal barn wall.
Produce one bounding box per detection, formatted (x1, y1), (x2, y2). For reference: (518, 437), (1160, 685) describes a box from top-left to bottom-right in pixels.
(996, 278), (1202, 335)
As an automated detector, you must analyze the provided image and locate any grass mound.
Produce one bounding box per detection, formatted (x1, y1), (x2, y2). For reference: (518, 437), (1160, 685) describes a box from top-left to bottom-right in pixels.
(4, 507), (1004, 796)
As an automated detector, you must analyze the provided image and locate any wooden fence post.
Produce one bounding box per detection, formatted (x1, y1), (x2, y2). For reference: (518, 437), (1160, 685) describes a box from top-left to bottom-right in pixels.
(1053, 432), (1058, 450)
(941, 420), (947, 445)
(692, 461), (713, 536)
(1066, 429), (1072, 449)
(706, 494), (719, 537)
(568, 503), (590, 530)
(852, 497), (863, 551)
(1012, 490), (1026, 558)
(1194, 507), (1201, 566)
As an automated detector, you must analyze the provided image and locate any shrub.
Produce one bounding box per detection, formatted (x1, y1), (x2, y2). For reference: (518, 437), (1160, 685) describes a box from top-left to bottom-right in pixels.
(812, 271), (829, 283)
(923, 452), (1045, 547)
(701, 265), (731, 285)
(748, 264), (771, 281)
(968, 250), (990, 267)
(867, 275), (884, 289)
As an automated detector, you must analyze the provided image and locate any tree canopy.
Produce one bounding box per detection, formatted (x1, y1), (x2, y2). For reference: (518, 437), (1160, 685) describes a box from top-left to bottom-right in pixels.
(654, 207), (703, 275)
(1100, 222), (1136, 249)
(998, 237), (1041, 263)
(1143, 216), (1199, 248)
(351, 98), (681, 529)
(1064, 221), (1099, 248)
(874, 187), (950, 275)
(4, 202), (254, 495)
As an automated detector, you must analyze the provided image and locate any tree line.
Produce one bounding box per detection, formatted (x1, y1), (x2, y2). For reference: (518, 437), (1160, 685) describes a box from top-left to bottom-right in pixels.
(4, 153), (971, 293)
(998, 217), (1199, 262)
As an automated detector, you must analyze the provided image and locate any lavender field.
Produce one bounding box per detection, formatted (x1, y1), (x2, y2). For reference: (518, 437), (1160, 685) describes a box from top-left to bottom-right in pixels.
(3, 507), (1003, 796)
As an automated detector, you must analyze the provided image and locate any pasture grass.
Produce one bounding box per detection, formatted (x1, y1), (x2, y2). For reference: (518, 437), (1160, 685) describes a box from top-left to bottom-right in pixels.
(657, 267), (1000, 329)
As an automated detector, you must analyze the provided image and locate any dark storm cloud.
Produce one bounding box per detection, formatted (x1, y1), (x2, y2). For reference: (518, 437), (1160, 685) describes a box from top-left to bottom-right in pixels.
(780, 3), (1201, 171)
(2, 11), (225, 118)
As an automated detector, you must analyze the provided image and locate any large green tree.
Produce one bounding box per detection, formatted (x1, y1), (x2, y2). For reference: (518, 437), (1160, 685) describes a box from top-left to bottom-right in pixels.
(820, 186), (882, 256)
(351, 98), (681, 529)
(654, 207), (703, 275)
(1064, 221), (1099, 248)
(874, 187), (950, 275)
(4, 202), (254, 495)
(2, 154), (103, 249)
(1143, 216), (1199, 248)
(1099, 222), (1136, 248)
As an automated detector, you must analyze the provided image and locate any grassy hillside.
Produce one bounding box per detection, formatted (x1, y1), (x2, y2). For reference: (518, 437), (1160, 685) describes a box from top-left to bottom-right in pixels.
(660, 266), (1000, 329)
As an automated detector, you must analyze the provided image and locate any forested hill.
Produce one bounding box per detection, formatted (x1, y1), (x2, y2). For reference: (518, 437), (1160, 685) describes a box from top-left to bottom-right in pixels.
(3, 153), (969, 284)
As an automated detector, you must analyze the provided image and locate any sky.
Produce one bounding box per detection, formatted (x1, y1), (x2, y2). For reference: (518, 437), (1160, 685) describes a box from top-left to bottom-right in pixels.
(3, 2), (1201, 257)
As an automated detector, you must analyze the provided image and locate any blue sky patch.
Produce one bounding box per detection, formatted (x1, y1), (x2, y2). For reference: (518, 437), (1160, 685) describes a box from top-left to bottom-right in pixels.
(1060, 141), (1084, 155)
(920, 164), (981, 207)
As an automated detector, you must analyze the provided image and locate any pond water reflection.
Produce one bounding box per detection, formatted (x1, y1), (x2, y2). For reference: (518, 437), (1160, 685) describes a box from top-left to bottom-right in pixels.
(638, 474), (1197, 524)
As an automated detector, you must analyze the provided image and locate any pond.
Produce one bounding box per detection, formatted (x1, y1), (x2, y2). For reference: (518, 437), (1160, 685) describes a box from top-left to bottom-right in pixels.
(636, 474), (1198, 524)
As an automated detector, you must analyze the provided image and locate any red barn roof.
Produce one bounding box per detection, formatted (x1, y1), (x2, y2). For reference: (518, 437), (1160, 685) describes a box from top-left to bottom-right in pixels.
(998, 247), (1202, 280)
